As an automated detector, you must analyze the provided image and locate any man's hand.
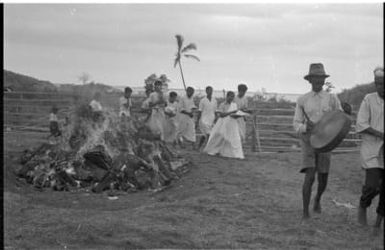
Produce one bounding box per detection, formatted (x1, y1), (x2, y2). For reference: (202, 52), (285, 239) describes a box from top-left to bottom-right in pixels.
(306, 120), (315, 132)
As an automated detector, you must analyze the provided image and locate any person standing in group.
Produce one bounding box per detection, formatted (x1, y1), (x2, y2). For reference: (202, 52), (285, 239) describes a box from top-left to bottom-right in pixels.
(164, 91), (180, 145)
(89, 92), (103, 123)
(203, 91), (244, 159)
(119, 87), (133, 132)
(177, 86), (197, 149)
(147, 80), (167, 140)
(356, 67), (384, 235)
(293, 63), (342, 219)
(196, 86), (217, 150)
(234, 83), (251, 141)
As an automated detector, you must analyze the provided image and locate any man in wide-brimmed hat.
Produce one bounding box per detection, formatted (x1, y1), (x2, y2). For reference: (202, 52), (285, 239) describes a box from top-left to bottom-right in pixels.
(356, 66), (384, 235)
(293, 63), (342, 219)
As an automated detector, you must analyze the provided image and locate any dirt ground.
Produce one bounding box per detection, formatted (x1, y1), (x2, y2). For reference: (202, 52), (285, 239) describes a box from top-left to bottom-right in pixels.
(3, 131), (384, 249)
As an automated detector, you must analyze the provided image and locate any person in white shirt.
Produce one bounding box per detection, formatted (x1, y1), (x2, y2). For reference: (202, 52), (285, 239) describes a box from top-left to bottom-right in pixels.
(164, 91), (179, 144)
(49, 106), (61, 137)
(356, 67), (384, 233)
(197, 86), (217, 149)
(89, 92), (103, 112)
(177, 87), (197, 148)
(293, 63), (342, 219)
(234, 84), (251, 141)
(119, 87), (133, 133)
(89, 92), (103, 122)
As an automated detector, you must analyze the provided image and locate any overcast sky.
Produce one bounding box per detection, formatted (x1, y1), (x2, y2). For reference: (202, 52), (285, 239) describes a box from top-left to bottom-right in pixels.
(4, 4), (383, 94)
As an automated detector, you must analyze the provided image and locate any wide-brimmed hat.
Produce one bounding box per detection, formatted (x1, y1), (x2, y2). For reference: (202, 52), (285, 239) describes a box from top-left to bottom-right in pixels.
(304, 63), (330, 81)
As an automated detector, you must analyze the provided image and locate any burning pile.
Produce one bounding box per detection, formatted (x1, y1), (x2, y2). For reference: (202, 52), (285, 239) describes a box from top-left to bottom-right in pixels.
(16, 104), (191, 193)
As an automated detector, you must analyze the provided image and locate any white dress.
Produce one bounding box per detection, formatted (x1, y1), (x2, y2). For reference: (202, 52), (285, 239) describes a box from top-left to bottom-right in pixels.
(203, 102), (244, 159)
(198, 96), (217, 135)
(177, 95), (197, 142)
(147, 92), (167, 140)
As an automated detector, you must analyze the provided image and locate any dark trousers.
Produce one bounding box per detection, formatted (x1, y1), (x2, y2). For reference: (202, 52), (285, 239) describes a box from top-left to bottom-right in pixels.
(359, 168), (384, 216)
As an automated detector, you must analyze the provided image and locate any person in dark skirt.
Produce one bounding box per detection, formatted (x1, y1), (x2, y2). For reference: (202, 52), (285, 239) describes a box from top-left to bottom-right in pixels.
(49, 106), (61, 137)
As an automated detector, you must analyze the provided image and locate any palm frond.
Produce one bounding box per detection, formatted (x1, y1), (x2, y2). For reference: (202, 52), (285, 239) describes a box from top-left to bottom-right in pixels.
(181, 43), (197, 53)
(175, 34), (184, 52)
(184, 54), (200, 62)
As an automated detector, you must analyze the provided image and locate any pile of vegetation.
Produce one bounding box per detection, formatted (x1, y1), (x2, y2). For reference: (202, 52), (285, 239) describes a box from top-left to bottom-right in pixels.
(15, 104), (191, 193)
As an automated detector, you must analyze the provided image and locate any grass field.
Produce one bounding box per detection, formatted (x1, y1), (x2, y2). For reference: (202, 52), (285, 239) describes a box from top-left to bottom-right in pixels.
(4, 131), (383, 250)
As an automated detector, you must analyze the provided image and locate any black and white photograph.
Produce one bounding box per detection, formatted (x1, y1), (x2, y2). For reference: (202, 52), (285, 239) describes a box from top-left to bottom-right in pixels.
(3, 2), (384, 249)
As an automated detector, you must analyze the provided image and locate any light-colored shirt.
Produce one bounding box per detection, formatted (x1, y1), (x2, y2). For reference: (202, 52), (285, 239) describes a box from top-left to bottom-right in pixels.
(149, 91), (165, 109)
(49, 113), (58, 122)
(199, 96), (217, 126)
(234, 95), (248, 110)
(356, 92), (384, 169)
(119, 96), (132, 117)
(89, 100), (103, 112)
(218, 101), (238, 113)
(165, 100), (179, 115)
(293, 90), (342, 133)
(179, 95), (196, 113)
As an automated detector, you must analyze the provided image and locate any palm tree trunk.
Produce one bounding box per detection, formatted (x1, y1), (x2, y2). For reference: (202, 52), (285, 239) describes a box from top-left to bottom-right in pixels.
(178, 61), (187, 91)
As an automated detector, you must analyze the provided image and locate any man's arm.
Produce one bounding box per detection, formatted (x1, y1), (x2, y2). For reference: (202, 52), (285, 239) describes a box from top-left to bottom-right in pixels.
(293, 98), (308, 133)
(356, 96), (383, 139)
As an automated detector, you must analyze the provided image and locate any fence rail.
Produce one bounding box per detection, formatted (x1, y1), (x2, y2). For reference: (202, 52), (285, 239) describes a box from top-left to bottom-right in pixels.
(4, 91), (361, 153)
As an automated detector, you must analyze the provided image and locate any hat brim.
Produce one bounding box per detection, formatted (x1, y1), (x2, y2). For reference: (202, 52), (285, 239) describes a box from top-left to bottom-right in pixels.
(304, 74), (330, 81)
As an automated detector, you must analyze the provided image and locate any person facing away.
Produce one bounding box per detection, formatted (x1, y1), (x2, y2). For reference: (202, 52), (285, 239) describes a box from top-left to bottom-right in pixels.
(234, 83), (251, 141)
(293, 63), (342, 219)
(197, 86), (218, 149)
(177, 86), (197, 148)
(147, 80), (167, 140)
(164, 91), (179, 144)
(356, 66), (384, 235)
(203, 91), (244, 159)
(49, 106), (61, 137)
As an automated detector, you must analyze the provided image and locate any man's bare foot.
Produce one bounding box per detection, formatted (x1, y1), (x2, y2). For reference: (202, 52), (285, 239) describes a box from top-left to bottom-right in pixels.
(313, 200), (321, 213)
(358, 206), (368, 226)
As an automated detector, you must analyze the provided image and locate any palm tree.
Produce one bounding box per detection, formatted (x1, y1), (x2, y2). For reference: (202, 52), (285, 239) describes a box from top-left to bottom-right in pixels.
(174, 34), (200, 91)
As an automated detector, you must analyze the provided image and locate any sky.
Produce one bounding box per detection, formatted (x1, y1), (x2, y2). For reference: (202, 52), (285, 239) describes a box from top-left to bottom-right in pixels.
(4, 3), (383, 94)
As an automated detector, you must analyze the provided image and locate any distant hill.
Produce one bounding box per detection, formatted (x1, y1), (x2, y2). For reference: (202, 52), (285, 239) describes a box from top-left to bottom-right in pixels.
(4, 70), (58, 92)
(338, 82), (376, 110)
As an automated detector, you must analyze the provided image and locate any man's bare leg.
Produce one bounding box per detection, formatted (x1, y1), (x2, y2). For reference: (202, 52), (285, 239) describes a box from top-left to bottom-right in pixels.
(372, 214), (383, 236)
(358, 206), (368, 226)
(302, 168), (316, 219)
(314, 173), (329, 213)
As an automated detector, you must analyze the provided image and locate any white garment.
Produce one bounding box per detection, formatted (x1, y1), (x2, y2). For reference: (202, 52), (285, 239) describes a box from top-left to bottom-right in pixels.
(198, 96), (217, 135)
(164, 101), (179, 143)
(293, 90), (342, 133)
(356, 92), (384, 169)
(49, 113), (58, 122)
(89, 100), (103, 112)
(203, 102), (244, 159)
(234, 95), (249, 140)
(147, 92), (167, 140)
(177, 95), (197, 142)
(119, 96), (132, 117)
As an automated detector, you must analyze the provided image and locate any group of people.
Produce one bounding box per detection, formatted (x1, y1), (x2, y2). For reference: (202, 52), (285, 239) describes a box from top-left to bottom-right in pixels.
(294, 63), (383, 235)
(116, 80), (252, 160)
(50, 63), (383, 233)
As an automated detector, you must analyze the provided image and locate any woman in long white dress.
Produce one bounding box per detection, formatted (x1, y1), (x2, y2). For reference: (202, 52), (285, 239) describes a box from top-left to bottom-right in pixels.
(147, 80), (167, 140)
(203, 91), (245, 159)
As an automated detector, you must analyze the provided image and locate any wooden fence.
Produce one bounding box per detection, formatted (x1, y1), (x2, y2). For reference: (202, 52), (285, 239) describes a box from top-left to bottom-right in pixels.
(4, 91), (361, 153)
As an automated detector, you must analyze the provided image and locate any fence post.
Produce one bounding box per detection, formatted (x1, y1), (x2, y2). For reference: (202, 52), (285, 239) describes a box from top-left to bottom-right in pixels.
(251, 113), (256, 152)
